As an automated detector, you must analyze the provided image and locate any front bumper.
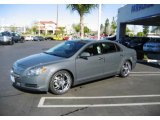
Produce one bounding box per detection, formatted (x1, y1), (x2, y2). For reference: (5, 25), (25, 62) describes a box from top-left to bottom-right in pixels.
(10, 71), (49, 92)
(0, 41), (11, 44)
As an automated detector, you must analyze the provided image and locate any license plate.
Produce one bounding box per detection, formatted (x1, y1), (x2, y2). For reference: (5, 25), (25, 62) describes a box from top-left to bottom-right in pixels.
(10, 75), (15, 83)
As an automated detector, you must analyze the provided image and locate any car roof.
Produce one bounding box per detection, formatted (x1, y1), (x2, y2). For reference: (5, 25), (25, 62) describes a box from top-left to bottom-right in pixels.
(68, 39), (117, 44)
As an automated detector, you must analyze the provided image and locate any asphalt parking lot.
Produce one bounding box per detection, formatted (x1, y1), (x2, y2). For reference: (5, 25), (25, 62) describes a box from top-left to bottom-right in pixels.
(0, 41), (160, 116)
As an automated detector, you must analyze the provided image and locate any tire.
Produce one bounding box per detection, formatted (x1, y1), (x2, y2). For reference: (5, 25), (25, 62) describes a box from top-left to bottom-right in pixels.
(9, 40), (14, 45)
(119, 61), (131, 77)
(49, 70), (72, 95)
(20, 39), (24, 43)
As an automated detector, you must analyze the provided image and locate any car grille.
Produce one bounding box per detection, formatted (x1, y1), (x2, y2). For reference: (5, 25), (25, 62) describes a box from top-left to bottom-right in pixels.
(25, 84), (37, 88)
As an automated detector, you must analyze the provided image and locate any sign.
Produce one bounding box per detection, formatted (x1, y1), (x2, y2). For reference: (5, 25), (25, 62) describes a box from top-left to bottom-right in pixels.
(131, 4), (154, 13)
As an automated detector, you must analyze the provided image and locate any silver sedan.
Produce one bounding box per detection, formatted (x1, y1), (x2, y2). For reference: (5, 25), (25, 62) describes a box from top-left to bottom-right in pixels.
(10, 40), (137, 95)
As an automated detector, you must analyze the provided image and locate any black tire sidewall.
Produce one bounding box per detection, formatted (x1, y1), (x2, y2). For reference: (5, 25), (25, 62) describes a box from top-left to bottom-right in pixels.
(120, 61), (131, 77)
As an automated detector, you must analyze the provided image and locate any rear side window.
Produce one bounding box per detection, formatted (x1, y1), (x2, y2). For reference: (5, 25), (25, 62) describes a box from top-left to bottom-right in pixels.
(101, 42), (120, 54)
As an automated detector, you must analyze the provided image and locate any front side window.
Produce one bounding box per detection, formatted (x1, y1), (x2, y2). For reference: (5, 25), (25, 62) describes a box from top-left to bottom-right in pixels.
(81, 43), (102, 57)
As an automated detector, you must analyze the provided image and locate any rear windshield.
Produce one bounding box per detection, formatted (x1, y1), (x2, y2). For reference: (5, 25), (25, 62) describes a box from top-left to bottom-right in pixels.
(0, 32), (11, 36)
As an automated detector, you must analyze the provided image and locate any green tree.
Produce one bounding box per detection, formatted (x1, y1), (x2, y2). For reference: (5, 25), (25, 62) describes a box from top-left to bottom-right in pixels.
(72, 24), (90, 34)
(126, 26), (131, 33)
(59, 27), (65, 37)
(111, 17), (117, 34)
(67, 4), (97, 39)
(129, 33), (134, 37)
(100, 24), (104, 34)
(10, 25), (17, 32)
(104, 18), (110, 35)
(72, 24), (80, 33)
(137, 32), (144, 37)
(143, 26), (149, 36)
(84, 26), (90, 34)
(31, 25), (38, 34)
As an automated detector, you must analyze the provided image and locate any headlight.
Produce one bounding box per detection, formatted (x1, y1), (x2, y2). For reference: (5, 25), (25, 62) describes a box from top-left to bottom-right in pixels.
(26, 67), (47, 76)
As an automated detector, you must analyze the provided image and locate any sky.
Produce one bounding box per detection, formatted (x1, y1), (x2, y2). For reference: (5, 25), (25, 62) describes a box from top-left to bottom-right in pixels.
(0, 4), (124, 31)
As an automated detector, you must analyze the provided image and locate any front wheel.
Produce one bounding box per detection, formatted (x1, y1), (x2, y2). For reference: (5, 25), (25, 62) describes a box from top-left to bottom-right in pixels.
(119, 61), (131, 77)
(49, 70), (72, 95)
(9, 40), (14, 45)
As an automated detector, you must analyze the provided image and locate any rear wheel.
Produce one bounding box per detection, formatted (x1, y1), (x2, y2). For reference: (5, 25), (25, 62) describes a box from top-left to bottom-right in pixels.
(119, 61), (131, 77)
(49, 70), (72, 95)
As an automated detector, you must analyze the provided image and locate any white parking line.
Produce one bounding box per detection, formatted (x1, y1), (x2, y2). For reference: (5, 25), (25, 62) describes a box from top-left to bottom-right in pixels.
(130, 72), (160, 76)
(38, 102), (160, 108)
(131, 72), (160, 74)
(130, 74), (160, 76)
(38, 94), (160, 108)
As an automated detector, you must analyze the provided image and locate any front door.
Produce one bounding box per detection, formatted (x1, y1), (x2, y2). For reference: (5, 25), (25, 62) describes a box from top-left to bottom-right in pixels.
(76, 43), (105, 82)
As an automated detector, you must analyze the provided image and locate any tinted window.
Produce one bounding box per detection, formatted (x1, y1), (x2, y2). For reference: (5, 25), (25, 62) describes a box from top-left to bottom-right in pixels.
(45, 41), (86, 58)
(1, 32), (11, 36)
(82, 43), (102, 56)
(101, 42), (117, 54)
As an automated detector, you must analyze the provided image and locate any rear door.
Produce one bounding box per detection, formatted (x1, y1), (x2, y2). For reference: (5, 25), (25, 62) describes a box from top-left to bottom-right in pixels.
(101, 42), (123, 75)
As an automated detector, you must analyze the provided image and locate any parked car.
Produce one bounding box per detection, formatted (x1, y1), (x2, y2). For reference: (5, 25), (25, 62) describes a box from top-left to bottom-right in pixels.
(53, 35), (63, 40)
(11, 32), (24, 43)
(116, 37), (131, 46)
(24, 35), (34, 41)
(45, 37), (54, 40)
(33, 36), (44, 41)
(10, 40), (137, 95)
(0, 31), (14, 45)
(118, 37), (149, 50)
(104, 35), (116, 41)
(143, 38), (160, 53)
(63, 36), (72, 40)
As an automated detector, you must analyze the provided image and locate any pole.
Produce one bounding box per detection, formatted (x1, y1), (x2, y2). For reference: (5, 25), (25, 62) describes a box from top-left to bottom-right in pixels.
(38, 20), (40, 36)
(97, 4), (101, 40)
(56, 4), (59, 27)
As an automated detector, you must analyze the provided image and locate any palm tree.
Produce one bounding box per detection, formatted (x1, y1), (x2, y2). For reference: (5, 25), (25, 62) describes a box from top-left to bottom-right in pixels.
(67, 4), (97, 39)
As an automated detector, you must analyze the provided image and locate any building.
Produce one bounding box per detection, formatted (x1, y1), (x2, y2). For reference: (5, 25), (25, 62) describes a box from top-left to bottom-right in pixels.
(37, 21), (57, 34)
(117, 4), (160, 40)
(0, 25), (26, 33)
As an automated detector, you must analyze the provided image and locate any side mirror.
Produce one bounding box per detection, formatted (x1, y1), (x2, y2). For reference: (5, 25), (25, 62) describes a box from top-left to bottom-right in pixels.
(79, 52), (91, 60)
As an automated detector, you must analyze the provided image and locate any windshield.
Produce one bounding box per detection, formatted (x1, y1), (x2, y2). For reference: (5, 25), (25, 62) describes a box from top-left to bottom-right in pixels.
(44, 41), (86, 58)
(149, 38), (160, 43)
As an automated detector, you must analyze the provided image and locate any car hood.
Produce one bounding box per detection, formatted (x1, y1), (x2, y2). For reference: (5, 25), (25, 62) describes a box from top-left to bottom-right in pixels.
(15, 53), (65, 68)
